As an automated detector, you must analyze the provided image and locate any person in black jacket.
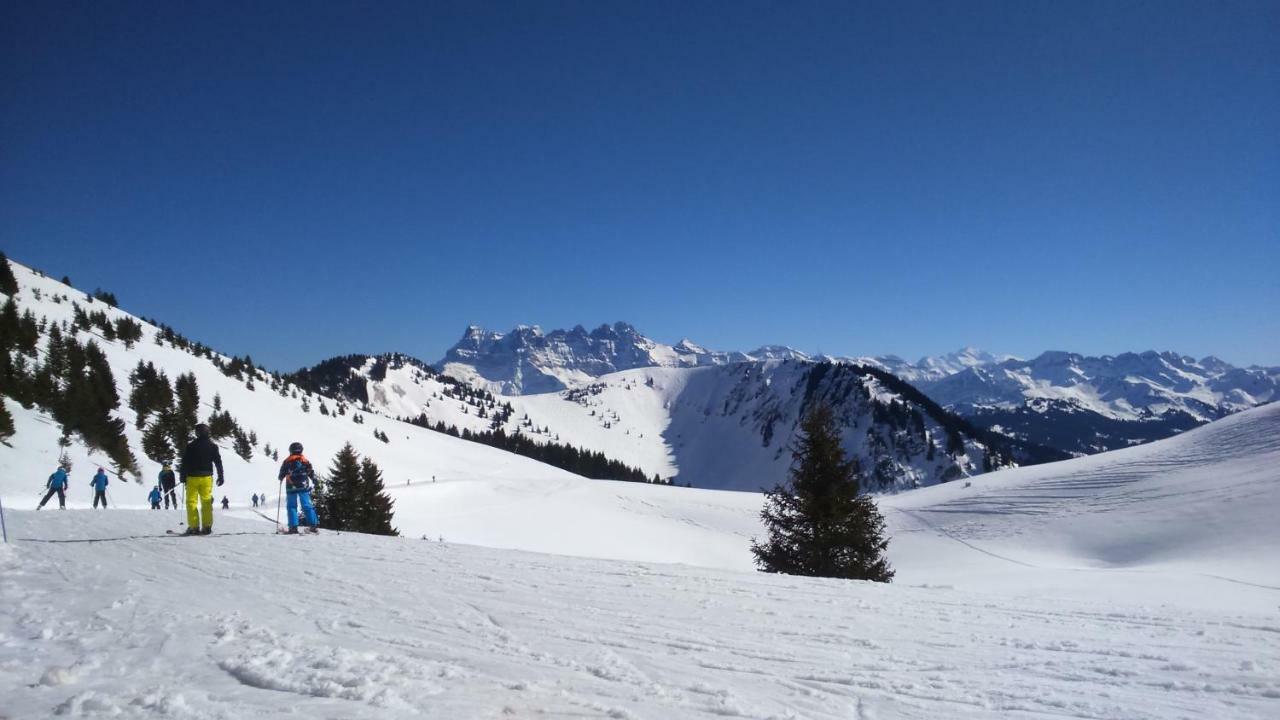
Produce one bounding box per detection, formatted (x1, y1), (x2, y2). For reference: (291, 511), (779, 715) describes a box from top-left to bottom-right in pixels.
(180, 423), (225, 535)
(158, 463), (178, 509)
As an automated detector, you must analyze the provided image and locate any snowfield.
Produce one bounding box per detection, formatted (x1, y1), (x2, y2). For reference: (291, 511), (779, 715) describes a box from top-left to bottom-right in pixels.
(2, 404), (1278, 718)
(3, 509), (1278, 720)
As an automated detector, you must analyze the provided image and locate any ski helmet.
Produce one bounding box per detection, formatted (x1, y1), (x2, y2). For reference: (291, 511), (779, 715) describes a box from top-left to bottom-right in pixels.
(195, 423), (211, 438)
(289, 442), (303, 454)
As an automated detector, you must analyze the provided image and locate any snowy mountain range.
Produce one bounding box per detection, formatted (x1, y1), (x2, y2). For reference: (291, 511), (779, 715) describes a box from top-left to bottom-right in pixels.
(917, 350), (1280, 454)
(435, 322), (1279, 456)
(296, 350), (1063, 492)
(438, 322), (810, 395)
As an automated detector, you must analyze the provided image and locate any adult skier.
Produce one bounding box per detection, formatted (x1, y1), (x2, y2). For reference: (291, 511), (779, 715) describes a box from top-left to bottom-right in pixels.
(90, 468), (109, 508)
(38, 465), (69, 510)
(277, 442), (319, 534)
(158, 463), (178, 509)
(251, 493), (258, 508)
(221, 496), (229, 510)
(180, 423), (225, 535)
(148, 486), (163, 509)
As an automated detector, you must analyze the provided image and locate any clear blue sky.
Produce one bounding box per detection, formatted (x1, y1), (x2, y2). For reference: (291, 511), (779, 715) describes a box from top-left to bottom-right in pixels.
(3, 1), (1277, 370)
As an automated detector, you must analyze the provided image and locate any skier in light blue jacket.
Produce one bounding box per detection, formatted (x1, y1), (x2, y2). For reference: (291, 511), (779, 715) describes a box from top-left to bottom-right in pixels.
(90, 468), (109, 509)
(38, 466), (69, 510)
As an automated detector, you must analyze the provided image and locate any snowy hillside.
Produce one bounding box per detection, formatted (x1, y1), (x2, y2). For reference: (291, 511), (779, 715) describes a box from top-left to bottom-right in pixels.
(3, 403), (1279, 719)
(0, 260), (583, 516)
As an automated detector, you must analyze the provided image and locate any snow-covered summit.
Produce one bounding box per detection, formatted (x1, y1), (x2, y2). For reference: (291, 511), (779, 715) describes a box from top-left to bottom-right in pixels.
(439, 322), (779, 395)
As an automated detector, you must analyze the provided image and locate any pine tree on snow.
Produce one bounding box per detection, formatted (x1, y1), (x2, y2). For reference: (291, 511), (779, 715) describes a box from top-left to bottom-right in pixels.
(0, 398), (14, 443)
(0, 252), (18, 296)
(751, 402), (894, 582)
(355, 457), (397, 536)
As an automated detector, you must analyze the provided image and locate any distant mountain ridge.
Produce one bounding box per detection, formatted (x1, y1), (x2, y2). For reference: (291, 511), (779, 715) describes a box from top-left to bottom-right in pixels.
(431, 322), (1278, 458)
(436, 322), (993, 396)
(438, 322), (786, 395)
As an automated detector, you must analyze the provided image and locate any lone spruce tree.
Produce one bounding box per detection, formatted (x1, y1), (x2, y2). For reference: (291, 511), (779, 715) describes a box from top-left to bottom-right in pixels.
(316, 443), (397, 535)
(752, 402), (894, 582)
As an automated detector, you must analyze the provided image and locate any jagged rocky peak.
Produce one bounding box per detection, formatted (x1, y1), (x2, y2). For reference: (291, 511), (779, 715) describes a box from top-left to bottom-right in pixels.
(436, 322), (804, 395)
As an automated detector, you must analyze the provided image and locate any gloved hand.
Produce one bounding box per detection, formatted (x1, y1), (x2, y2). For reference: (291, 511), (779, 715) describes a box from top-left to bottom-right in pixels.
(216, 477), (224, 487)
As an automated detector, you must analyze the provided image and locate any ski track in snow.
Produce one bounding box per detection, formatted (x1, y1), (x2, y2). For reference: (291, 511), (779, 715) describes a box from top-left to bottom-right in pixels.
(2, 511), (1278, 720)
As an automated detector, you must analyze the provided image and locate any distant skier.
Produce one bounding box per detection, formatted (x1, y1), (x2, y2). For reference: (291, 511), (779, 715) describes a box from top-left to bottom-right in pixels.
(221, 496), (229, 510)
(180, 423), (225, 536)
(158, 463), (178, 509)
(277, 442), (319, 534)
(149, 486), (163, 509)
(90, 468), (109, 508)
(38, 465), (69, 510)
(251, 493), (259, 508)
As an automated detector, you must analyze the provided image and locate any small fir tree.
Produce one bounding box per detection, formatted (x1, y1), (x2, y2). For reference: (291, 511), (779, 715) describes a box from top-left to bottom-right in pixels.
(355, 456), (398, 536)
(751, 402), (894, 582)
(0, 252), (18, 296)
(141, 419), (174, 464)
(0, 398), (14, 442)
(316, 443), (361, 532)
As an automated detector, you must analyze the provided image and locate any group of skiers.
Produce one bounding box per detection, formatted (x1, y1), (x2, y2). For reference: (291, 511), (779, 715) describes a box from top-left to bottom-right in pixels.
(38, 423), (322, 535)
(38, 466), (111, 509)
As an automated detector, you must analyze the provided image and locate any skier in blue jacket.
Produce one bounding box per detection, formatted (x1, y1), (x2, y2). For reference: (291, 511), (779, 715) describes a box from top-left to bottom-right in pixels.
(148, 486), (163, 509)
(90, 468), (109, 509)
(38, 466), (69, 510)
(277, 442), (319, 534)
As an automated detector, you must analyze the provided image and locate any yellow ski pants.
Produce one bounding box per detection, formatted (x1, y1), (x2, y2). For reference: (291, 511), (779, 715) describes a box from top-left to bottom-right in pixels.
(186, 475), (214, 530)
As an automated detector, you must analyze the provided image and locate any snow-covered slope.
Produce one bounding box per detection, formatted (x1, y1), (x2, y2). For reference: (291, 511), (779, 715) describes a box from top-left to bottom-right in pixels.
(4, 402), (1279, 719)
(0, 261), (582, 515)
(375, 400), (1280, 596)
(880, 399), (1280, 599)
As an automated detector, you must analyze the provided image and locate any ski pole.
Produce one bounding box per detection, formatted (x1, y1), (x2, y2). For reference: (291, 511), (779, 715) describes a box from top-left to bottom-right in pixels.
(275, 479), (284, 532)
(0, 496), (8, 543)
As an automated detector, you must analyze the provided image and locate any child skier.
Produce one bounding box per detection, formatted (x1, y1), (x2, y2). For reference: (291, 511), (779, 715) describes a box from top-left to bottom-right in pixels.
(180, 423), (225, 535)
(38, 465), (69, 510)
(90, 468), (109, 508)
(149, 486), (163, 509)
(221, 496), (229, 510)
(277, 442), (319, 534)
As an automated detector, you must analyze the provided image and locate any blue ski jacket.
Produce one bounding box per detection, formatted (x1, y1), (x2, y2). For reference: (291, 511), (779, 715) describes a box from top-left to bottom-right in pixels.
(148, 488), (162, 504)
(48, 468), (68, 490)
(91, 472), (109, 491)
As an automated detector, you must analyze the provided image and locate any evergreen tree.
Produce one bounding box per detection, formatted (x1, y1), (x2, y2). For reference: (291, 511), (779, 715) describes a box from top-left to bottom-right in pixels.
(0, 252), (17, 296)
(314, 444), (397, 535)
(232, 428), (253, 461)
(142, 419), (174, 464)
(207, 409), (236, 439)
(170, 372), (200, 447)
(751, 402), (894, 582)
(0, 398), (14, 442)
(316, 443), (361, 532)
(354, 457), (398, 535)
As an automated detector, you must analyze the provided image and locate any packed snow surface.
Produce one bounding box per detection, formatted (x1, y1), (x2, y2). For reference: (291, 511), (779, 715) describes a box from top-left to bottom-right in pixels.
(2, 404), (1278, 718)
